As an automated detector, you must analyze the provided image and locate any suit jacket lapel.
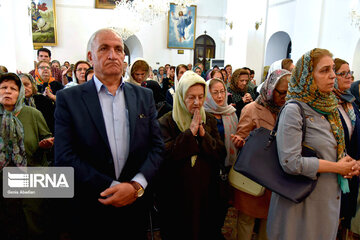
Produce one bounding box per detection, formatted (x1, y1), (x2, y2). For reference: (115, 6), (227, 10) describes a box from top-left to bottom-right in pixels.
(124, 83), (136, 150)
(82, 80), (111, 151)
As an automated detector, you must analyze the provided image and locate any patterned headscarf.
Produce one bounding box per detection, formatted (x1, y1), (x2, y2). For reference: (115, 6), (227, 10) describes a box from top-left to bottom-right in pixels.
(172, 71), (206, 167)
(333, 79), (356, 127)
(286, 49), (349, 193)
(204, 78), (238, 166)
(256, 69), (291, 114)
(19, 73), (37, 108)
(0, 73), (27, 171)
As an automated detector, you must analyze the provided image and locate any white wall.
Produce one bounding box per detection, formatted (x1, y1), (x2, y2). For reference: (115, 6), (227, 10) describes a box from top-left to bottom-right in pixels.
(318, 0), (360, 80)
(37, 0), (226, 70)
(0, 0), (34, 72)
(353, 39), (360, 81)
(224, 0), (360, 84)
(0, 0), (226, 72)
(224, 0), (267, 84)
(4, 0), (360, 78)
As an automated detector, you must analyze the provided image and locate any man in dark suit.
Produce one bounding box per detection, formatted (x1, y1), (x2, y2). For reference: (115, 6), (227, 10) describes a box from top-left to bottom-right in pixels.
(54, 28), (164, 239)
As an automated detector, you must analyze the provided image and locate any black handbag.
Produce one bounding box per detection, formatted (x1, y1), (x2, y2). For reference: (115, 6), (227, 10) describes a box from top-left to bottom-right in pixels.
(233, 101), (319, 203)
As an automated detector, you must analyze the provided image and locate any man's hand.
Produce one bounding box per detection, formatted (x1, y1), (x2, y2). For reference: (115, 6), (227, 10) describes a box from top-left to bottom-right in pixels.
(98, 182), (137, 207)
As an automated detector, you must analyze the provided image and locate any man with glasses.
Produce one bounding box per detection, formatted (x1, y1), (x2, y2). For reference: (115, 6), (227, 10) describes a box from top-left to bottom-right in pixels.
(29, 48), (64, 83)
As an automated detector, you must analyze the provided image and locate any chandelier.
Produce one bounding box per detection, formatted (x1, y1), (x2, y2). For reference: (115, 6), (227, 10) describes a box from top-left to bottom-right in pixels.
(110, 1), (140, 40)
(111, 0), (198, 40)
(172, 0), (198, 7)
(133, 0), (170, 25)
(350, 0), (360, 32)
(350, 9), (360, 31)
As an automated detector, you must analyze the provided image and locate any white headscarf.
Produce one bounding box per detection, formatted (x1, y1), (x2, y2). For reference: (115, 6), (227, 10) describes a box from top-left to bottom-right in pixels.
(172, 71), (207, 167)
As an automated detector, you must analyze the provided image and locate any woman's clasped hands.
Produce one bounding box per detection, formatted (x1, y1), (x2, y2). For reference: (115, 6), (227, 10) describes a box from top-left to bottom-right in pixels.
(190, 109), (205, 137)
(338, 155), (360, 178)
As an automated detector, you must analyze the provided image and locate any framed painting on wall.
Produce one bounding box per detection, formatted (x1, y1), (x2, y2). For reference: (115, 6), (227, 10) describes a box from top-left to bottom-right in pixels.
(31, 0), (57, 47)
(167, 3), (196, 49)
(95, 0), (117, 9)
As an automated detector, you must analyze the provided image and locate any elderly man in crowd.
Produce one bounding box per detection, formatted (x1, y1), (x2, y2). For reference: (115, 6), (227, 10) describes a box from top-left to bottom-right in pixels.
(54, 28), (164, 239)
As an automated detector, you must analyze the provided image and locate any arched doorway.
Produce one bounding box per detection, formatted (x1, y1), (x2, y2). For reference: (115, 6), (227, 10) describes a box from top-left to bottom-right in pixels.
(194, 34), (215, 71)
(264, 31), (292, 66)
(124, 44), (130, 64)
(124, 35), (143, 65)
(352, 39), (360, 81)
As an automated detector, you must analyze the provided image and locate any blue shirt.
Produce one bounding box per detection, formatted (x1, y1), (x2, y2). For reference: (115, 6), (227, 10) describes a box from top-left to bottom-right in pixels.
(93, 76), (147, 189)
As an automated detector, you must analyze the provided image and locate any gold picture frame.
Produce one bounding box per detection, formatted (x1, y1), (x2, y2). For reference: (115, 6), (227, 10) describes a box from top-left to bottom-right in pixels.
(167, 3), (197, 49)
(95, 0), (117, 9)
(31, 0), (58, 47)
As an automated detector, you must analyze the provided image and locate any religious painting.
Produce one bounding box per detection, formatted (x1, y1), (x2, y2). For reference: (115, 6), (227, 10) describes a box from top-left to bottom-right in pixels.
(167, 3), (196, 49)
(95, 0), (117, 9)
(31, 0), (57, 47)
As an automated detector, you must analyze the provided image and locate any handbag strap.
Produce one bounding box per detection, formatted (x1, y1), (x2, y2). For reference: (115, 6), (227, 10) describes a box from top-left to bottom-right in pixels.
(270, 100), (306, 143)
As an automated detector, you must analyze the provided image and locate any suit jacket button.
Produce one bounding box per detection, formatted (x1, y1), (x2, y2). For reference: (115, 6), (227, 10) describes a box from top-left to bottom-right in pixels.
(337, 196), (340, 200)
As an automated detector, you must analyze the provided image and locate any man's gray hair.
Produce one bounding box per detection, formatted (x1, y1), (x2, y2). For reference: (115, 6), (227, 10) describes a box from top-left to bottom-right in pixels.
(86, 28), (124, 54)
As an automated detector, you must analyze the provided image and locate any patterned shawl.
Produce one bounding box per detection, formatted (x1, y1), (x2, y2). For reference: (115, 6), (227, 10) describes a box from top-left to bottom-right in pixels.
(333, 79), (356, 127)
(0, 74), (27, 171)
(228, 78), (256, 103)
(286, 49), (349, 193)
(172, 71), (207, 167)
(204, 78), (238, 166)
(256, 69), (291, 114)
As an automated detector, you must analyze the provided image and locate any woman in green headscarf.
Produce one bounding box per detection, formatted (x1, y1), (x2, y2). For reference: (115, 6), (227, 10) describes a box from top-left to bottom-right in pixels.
(158, 71), (226, 240)
(266, 49), (359, 240)
(0, 72), (53, 239)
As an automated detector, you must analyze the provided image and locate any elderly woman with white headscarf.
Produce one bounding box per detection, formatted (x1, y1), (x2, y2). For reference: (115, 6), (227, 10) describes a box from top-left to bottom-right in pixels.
(158, 71), (226, 240)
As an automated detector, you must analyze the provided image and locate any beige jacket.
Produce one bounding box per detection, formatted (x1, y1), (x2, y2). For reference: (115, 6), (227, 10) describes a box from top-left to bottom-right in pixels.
(232, 101), (276, 219)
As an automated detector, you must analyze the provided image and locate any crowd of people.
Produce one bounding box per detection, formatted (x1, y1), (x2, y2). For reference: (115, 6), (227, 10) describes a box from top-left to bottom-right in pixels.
(0, 27), (360, 240)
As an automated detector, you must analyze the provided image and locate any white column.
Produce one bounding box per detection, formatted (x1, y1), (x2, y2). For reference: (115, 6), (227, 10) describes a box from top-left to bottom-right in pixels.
(0, 0), (35, 73)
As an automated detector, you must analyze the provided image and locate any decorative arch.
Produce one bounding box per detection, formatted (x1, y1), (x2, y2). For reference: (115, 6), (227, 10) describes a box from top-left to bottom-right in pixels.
(264, 31), (292, 66)
(194, 34), (216, 71)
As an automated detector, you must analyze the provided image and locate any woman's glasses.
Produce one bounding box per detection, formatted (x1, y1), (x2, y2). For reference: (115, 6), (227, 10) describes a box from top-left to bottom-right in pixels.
(38, 66), (51, 70)
(274, 88), (287, 96)
(211, 90), (226, 96)
(336, 71), (354, 78)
